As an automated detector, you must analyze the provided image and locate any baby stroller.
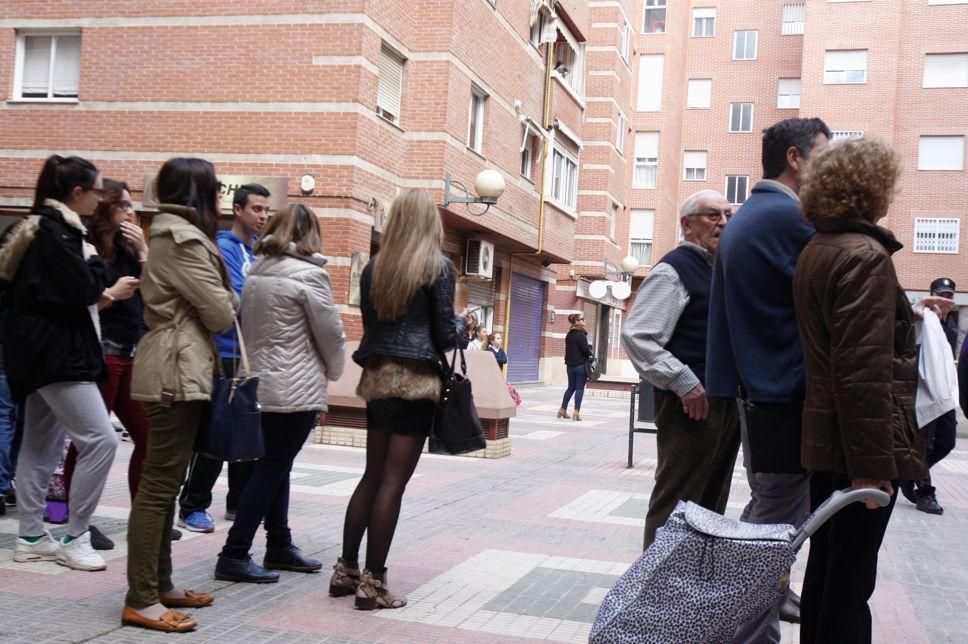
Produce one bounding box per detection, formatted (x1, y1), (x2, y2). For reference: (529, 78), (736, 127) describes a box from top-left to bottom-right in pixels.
(589, 488), (890, 643)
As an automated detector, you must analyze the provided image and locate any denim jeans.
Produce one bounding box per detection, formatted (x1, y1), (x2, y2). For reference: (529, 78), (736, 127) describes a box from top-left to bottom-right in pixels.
(561, 364), (588, 411)
(0, 346), (22, 495)
(220, 410), (318, 560)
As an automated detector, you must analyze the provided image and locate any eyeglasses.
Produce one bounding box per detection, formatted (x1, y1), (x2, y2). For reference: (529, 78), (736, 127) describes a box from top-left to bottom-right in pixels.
(689, 209), (732, 221)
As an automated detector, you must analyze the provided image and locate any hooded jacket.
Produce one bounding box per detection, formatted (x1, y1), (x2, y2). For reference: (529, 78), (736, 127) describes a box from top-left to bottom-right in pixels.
(0, 200), (108, 401)
(240, 247), (345, 413)
(130, 205), (238, 403)
(793, 216), (926, 481)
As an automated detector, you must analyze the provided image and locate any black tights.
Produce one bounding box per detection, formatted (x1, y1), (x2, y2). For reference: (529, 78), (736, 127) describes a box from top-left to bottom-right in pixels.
(340, 429), (425, 572)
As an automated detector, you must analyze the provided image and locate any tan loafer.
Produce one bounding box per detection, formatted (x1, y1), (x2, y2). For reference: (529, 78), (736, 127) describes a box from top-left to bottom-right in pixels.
(160, 589), (214, 609)
(121, 605), (197, 632)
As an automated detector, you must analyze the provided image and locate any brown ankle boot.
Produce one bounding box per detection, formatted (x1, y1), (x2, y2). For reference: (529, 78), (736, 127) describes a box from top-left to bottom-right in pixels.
(329, 557), (361, 597)
(557, 407), (569, 418)
(572, 410), (582, 421)
(355, 569), (407, 610)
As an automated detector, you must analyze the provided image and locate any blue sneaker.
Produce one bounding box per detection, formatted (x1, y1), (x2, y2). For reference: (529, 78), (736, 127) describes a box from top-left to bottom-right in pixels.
(177, 511), (215, 533)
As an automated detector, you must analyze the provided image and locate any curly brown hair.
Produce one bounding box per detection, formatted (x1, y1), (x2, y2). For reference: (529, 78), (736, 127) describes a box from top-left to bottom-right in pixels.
(800, 137), (901, 225)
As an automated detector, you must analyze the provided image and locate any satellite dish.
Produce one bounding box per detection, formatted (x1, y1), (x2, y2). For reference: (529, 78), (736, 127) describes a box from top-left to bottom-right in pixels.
(611, 281), (632, 300)
(589, 280), (608, 299)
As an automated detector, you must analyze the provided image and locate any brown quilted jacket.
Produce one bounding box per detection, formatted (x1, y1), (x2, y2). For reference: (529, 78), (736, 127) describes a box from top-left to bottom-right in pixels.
(793, 217), (926, 482)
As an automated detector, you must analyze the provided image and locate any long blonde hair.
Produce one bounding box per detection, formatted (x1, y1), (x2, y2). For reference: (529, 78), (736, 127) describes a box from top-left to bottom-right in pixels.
(371, 189), (447, 320)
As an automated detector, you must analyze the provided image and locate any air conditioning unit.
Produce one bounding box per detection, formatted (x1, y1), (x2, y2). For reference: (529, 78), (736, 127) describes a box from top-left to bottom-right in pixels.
(465, 239), (494, 280)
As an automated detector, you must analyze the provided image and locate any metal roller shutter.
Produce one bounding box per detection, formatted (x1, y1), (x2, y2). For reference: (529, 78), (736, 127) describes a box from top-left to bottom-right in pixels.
(507, 272), (546, 383)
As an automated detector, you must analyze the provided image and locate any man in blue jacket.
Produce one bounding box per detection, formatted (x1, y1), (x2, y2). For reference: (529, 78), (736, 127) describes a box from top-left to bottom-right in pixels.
(178, 183), (270, 533)
(706, 118), (829, 642)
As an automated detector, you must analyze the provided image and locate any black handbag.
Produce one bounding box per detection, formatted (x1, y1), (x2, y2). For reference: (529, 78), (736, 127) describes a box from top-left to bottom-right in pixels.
(585, 356), (600, 381)
(196, 320), (264, 462)
(429, 346), (486, 455)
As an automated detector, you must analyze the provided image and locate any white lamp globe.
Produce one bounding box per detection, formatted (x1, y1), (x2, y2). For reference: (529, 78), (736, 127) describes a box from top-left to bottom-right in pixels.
(620, 255), (640, 273)
(611, 281), (632, 300)
(475, 169), (506, 201)
(588, 280), (608, 299)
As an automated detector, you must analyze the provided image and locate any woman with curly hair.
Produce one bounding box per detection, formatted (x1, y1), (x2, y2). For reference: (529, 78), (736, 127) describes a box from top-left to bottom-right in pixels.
(793, 137), (927, 643)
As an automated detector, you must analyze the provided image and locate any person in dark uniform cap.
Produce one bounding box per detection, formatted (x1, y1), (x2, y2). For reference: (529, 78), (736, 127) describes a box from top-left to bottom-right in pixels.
(900, 277), (958, 514)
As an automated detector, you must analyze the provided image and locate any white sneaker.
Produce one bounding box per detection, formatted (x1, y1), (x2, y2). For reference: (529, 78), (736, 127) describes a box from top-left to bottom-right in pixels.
(55, 531), (107, 571)
(13, 530), (59, 562)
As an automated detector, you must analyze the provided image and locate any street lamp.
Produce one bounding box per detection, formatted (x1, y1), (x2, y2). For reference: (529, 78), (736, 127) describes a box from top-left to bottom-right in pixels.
(588, 256), (640, 301)
(443, 169), (506, 215)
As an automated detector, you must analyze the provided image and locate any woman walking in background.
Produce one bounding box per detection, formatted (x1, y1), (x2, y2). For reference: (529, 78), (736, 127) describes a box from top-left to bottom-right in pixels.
(1, 155), (119, 572)
(558, 313), (591, 421)
(123, 158), (238, 632)
(215, 204), (345, 583)
(793, 138), (926, 643)
(332, 189), (458, 610)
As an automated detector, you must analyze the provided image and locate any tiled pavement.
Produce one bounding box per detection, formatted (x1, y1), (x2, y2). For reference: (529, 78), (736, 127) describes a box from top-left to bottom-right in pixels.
(0, 385), (966, 643)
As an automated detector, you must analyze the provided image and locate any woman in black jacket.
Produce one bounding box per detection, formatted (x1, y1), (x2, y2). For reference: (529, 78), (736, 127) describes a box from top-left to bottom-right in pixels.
(0, 155), (121, 572)
(331, 189), (458, 610)
(558, 313), (592, 421)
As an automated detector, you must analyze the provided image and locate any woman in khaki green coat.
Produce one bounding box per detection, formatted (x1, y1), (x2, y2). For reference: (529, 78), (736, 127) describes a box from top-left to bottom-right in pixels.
(122, 158), (238, 633)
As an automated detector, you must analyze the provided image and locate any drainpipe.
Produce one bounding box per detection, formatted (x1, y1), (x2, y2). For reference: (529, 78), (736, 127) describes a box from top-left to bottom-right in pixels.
(502, 33), (556, 375)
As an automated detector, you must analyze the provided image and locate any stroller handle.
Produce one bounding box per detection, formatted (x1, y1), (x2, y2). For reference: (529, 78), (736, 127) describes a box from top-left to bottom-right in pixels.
(791, 487), (891, 550)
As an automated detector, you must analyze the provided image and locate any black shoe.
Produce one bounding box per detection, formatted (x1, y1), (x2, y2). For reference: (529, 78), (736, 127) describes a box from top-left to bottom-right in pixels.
(0, 498), (5, 516)
(171, 528), (183, 541)
(779, 593), (801, 624)
(899, 480), (918, 505)
(264, 546), (323, 573)
(88, 525), (115, 550)
(5, 488), (15, 506)
(916, 492), (944, 515)
(215, 556), (280, 583)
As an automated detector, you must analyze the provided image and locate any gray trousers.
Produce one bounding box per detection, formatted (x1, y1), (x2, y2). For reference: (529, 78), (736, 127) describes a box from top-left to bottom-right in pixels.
(17, 382), (118, 538)
(731, 399), (811, 644)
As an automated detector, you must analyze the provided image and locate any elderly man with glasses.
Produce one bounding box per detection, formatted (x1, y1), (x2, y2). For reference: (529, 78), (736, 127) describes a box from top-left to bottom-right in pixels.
(621, 189), (740, 549)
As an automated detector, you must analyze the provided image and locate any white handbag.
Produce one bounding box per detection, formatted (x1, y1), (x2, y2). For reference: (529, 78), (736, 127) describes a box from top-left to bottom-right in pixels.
(915, 309), (959, 428)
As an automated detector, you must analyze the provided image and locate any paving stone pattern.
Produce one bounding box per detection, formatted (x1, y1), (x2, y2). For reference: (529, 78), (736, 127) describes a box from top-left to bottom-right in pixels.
(0, 385), (965, 642)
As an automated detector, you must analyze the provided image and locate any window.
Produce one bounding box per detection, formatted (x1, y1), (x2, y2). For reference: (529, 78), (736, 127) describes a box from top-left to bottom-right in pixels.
(376, 45), (404, 124)
(918, 136), (965, 170)
(733, 31), (758, 60)
(726, 176), (750, 205)
(914, 218), (960, 254)
(14, 31), (81, 100)
(831, 130), (864, 142)
(530, 11), (549, 46)
(551, 143), (579, 209)
(693, 8), (716, 37)
(521, 130), (538, 179)
(467, 86), (486, 153)
(782, 5), (806, 35)
(729, 103), (754, 132)
(824, 50), (868, 84)
(554, 22), (585, 96)
(633, 132), (659, 188)
(924, 53), (968, 88)
(643, 0), (666, 34)
(615, 112), (627, 154)
(683, 151), (707, 181)
(777, 78), (801, 108)
(687, 79), (712, 108)
(629, 209), (655, 266)
(610, 202), (620, 240)
(636, 54), (664, 111)
(620, 18), (632, 63)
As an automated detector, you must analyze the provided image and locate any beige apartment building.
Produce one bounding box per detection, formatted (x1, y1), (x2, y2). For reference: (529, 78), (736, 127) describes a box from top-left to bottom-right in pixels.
(0, 1), (965, 383)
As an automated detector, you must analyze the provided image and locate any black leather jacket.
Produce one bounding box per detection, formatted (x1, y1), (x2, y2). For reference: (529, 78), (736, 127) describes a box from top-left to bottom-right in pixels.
(352, 257), (459, 367)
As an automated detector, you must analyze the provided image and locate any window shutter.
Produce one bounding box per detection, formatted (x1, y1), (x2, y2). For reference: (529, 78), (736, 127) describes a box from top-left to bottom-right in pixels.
(687, 79), (712, 108)
(629, 209), (655, 239)
(825, 50), (867, 72)
(693, 8), (715, 19)
(782, 5), (805, 35)
(684, 151), (707, 168)
(377, 46), (404, 122)
(777, 78), (801, 108)
(51, 35), (81, 97)
(22, 35), (53, 95)
(634, 132), (659, 158)
(636, 54), (664, 111)
(918, 136), (965, 170)
(923, 53), (968, 88)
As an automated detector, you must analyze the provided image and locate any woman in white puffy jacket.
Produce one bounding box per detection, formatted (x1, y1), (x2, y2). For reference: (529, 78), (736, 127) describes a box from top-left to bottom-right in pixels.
(215, 203), (345, 581)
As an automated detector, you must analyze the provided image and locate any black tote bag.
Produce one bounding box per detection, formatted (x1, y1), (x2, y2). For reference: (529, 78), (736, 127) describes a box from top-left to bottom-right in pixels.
(196, 320), (264, 462)
(429, 346), (486, 455)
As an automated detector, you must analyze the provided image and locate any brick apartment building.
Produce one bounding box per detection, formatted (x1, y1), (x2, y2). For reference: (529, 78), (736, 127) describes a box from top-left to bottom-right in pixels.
(1, 1), (966, 383)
